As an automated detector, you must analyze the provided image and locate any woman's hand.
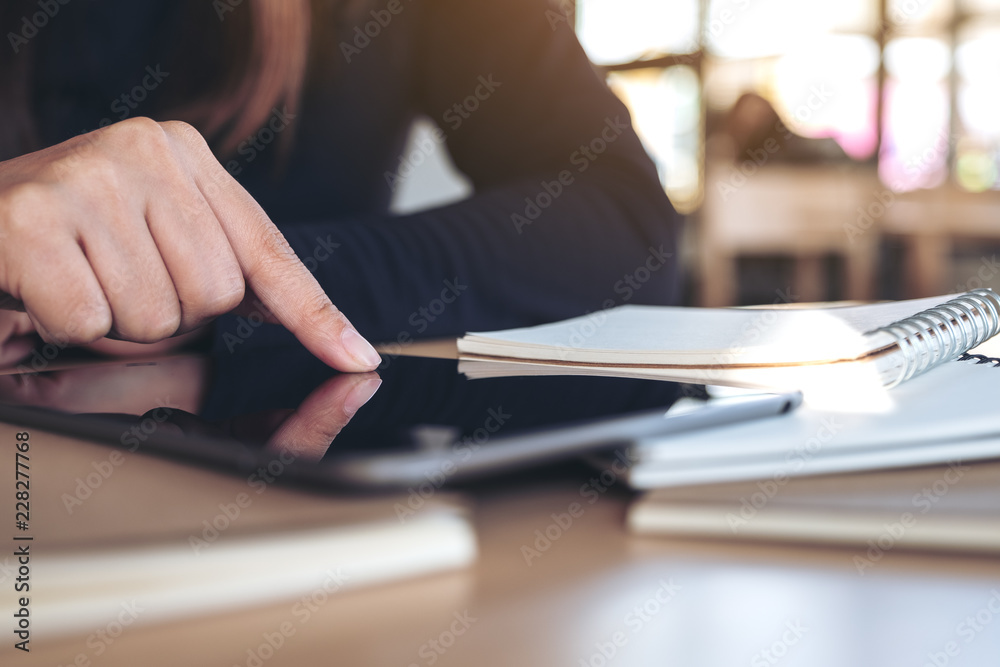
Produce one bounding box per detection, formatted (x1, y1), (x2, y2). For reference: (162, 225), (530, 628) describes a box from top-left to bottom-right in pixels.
(0, 118), (380, 372)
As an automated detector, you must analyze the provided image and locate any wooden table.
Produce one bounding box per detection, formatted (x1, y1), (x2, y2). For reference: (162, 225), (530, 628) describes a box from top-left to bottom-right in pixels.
(10, 341), (1000, 665)
(14, 461), (1000, 667)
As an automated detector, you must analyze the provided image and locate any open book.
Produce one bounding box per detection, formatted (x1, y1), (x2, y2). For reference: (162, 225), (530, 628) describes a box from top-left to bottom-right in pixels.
(0, 425), (476, 642)
(458, 290), (1000, 393)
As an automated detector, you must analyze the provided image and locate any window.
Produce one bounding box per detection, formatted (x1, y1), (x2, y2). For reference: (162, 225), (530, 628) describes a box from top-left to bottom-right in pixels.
(574, 0), (1000, 209)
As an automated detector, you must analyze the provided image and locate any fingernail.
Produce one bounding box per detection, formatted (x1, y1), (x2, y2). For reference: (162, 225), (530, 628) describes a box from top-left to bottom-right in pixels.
(341, 327), (382, 369)
(344, 377), (382, 416)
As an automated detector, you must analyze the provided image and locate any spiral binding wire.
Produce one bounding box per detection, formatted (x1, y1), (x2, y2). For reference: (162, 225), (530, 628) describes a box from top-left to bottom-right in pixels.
(867, 288), (1000, 387)
(958, 352), (1000, 366)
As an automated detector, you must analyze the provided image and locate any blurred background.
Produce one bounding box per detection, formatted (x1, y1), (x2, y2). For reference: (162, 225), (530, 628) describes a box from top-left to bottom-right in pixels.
(392, 0), (1000, 307)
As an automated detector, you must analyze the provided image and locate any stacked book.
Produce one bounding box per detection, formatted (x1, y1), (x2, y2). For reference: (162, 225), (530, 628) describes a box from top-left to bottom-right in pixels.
(457, 290), (1000, 553)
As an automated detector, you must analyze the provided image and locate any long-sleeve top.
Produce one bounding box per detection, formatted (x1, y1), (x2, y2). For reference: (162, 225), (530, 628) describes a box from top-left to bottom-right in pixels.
(25, 0), (682, 348)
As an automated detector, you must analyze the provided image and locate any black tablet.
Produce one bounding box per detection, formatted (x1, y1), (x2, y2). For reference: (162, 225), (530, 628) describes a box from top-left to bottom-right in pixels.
(0, 344), (799, 490)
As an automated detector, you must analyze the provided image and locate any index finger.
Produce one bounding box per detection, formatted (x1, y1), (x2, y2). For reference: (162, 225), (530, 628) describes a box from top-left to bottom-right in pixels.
(172, 125), (381, 372)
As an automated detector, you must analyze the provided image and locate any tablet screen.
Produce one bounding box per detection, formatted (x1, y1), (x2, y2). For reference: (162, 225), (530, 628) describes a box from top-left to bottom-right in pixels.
(0, 344), (697, 488)
(206, 345), (689, 452)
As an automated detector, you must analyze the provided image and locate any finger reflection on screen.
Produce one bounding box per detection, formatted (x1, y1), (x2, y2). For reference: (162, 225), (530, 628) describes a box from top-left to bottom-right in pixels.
(264, 372), (382, 461)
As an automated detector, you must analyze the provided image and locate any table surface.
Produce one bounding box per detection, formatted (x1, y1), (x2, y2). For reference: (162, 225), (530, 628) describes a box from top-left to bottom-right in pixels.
(23, 469), (1000, 667)
(13, 341), (1000, 666)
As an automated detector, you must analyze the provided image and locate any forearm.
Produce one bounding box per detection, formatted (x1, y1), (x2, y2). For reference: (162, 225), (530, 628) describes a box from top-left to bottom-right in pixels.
(281, 161), (681, 343)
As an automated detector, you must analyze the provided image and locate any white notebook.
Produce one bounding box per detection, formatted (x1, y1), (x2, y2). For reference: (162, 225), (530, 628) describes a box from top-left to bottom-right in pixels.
(610, 356), (1000, 489)
(458, 291), (1000, 393)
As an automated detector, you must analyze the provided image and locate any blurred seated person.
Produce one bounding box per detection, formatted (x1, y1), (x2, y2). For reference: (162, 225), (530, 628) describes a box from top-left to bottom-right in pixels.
(0, 0), (680, 369)
(707, 92), (850, 166)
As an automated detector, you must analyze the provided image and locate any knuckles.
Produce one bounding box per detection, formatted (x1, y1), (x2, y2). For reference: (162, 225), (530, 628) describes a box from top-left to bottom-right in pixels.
(206, 280), (247, 316)
(113, 298), (183, 344)
(101, 116), (171, 153)
(122, 318), (182, 345)
(187, 277), (246, 324)
(159, 120), (213, 156)
(297, 289), (342, 331)
(241, 223), (299, 281)
(52, 300), (114, 346)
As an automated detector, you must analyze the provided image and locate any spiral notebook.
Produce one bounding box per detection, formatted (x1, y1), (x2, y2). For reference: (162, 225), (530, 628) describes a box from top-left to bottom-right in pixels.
(457, 290), (1000, 393)
(611, 351), (1000, 489)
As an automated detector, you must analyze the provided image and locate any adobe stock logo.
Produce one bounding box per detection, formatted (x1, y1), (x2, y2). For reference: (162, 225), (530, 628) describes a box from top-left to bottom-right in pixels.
(339, 0), (415, 63)
(7, 0), (71, 54)
(512, 116), (630, 234)
(384, 75), (501, 193)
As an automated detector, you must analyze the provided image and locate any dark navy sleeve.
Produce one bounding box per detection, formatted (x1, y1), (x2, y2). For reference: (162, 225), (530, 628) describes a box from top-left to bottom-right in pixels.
(218, 0), (682, 351)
